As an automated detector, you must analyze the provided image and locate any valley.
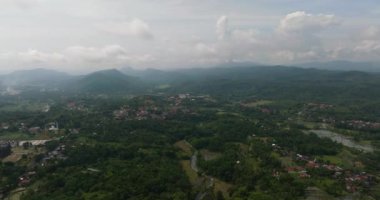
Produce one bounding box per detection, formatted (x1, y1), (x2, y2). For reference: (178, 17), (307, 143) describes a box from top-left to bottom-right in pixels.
(0, 66), (380, 200)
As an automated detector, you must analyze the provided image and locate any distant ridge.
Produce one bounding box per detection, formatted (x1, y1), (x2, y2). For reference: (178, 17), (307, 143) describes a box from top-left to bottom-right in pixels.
(296, 61), (380, 72)
(0, 68), (71, 86)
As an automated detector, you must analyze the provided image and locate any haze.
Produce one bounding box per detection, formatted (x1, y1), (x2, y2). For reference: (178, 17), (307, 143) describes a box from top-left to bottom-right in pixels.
(0, 0), (379, 74)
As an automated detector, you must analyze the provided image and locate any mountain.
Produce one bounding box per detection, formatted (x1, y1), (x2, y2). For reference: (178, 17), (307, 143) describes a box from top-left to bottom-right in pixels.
(296, 61), (380, 72)
(0, 68), (72, 87)
(73, 69), (145, 93)
(159, 65), (380, 102)
(120, 67), (186, 83)
(2, 65), (380, 97)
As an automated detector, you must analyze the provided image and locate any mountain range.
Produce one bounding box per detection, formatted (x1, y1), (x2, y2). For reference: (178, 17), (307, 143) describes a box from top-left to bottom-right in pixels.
(295, 60), (380, 72)
(0, 61), (380, 101)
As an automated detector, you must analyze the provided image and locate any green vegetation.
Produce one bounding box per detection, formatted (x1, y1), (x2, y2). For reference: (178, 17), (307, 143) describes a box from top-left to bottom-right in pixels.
(0, 66), (379, 200)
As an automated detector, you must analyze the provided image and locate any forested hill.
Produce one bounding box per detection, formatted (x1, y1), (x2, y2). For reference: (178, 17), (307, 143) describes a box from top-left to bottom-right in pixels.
(69, 69), (146, 94)
(158, 66), (380, 102)
(2, 66), (380, 103)
(0, 68), (72, 87)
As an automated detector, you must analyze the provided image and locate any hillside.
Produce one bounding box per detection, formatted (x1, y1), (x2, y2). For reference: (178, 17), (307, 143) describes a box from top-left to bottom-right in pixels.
(157, 66), (380, 102)
(0, 68), (71, 87)
(296, 61), (380, 72)
(73, 69), (145, 93)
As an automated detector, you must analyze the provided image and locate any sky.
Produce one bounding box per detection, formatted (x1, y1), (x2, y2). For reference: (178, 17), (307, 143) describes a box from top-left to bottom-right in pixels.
(0, 0), (379, 74)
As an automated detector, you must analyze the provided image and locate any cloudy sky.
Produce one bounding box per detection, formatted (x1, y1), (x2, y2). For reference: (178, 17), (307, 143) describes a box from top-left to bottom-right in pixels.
(0, 0), (379, 73)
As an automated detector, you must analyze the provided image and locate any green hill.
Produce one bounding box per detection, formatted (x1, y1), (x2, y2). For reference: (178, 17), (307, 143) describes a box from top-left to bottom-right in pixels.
(74, 69), (145, 93)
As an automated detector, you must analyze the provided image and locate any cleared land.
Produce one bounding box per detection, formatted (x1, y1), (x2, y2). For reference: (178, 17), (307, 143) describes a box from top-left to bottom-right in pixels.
(2, 146), (42, 163)
(241, 100), (273, 107)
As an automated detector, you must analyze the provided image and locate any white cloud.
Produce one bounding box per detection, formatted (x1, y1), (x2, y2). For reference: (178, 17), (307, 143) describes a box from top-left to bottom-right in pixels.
(0, 0), (379, 72)
(96, 19), (154, 40)
(266, 11), (342, 63)
(64, 45), (155, 68)
(361, 26), (380, 40)
(216, 16), (229, 40)
(0, 45), (155, 73)
(1, 0), (40, 9)
(354, 40), (380, 53)
(278, 11), (339, 34)
(65, 45), (128, 63)
(330, 26), (380, 61)
(198, 11), (343, 65)
(0, 50), (65, 67)
(195, 43), (216, 56)
(231, 29), (259, 44)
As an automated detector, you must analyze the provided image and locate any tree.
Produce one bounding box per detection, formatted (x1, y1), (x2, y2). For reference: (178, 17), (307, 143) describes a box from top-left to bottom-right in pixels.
(0, 143), (11, 158)
(216, 191), (225, 200)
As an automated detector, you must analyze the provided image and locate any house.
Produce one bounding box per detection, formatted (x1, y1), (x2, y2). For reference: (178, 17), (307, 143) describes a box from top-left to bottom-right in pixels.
(1, 123), (9, 130)
(47, 122), (59, 132)
(306, 161), (320, 169)
(69, 129), (80, 134)
(260, 108), (271, 114)
(286, 166), (306, 173)
(29, 127), (41, 134)
(299, 172), (311, 178)
(18, 177), (31, 187)
(19, 140), (50, 146)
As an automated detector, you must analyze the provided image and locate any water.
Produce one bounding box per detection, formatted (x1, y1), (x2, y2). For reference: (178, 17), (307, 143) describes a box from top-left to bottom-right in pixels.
(309, 130), (374, 153)
(191, 151), (199, 172)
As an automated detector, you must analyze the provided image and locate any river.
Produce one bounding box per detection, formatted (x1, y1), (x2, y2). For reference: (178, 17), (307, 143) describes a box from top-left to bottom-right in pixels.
(309, 130), (374, 153)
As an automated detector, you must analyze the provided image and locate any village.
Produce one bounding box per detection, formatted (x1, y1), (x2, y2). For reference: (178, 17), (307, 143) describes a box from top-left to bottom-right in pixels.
(112, 94), (211, 121)
(271, 143), (376, 193)
(0, 91), (379, 200)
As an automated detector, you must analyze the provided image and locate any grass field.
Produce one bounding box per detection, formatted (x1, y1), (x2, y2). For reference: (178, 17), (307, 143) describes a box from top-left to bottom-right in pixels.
(320, 149), (358, 169)
(5, 188), (26, 200)
(0, 132), (32, 140)
(241, 100), (273, 108)
(0, 131), (57, 141)
(278, 156), (297, 167)
(180, 160), (200, 185)
(0, 102), (46, 112)
(213, 179), (232, 199)
(2, 146), (42, 163)
(174, 140), (193, 156)
(156, 84), (171, 89)
(175, 140), (201, 185)
(305, 187), (335, 200)
(175, 140), (233, 199)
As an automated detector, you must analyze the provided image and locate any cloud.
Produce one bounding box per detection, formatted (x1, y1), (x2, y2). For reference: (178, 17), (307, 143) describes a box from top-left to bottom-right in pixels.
(354, 40), (380, 53)
(201, 11), (343, 65)
(353, 26), (380, 58)
(64, 45), (155, 68)
(0, 50), (65, 67)
(0, 0), (379, 72)
(65, 45), (128, 63)
(268, 11), (342, 63)
(361, 26), (380, 40)
(278, 11), (340, 35)
(231, 29), (259, 44)
(328, 26), (380, 61)
(1, 0), (40, 9)
(275, 50), (322, 62)
(0, 45), (155, 73)
(216, 16), (229, 40)
(195, 43), (216, 56)
(96, 19), (154, 40)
